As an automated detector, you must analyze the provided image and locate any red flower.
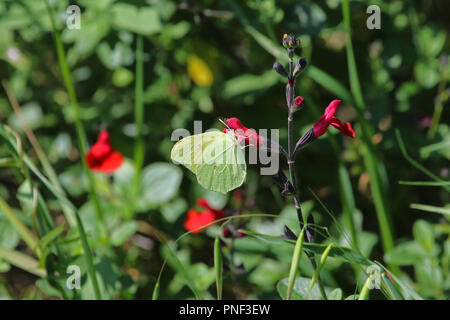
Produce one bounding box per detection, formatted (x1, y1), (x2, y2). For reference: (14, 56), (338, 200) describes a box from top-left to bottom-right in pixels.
(184, 198), (225, 233)
(312, 100), (355, 138)
(85, 130), (123, 173)
(184, 209), (217, 233)
(222, 117), (261, 146)
(196, 198), (225, 219)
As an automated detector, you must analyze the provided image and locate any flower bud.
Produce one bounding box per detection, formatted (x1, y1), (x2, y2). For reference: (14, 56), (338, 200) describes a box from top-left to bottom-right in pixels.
(281, 225), (297, 240)
(293, 96), (304, 110)
(286, 82), (296, 109)
(293, 58), (307, 78)
(273, 62), (288, 77)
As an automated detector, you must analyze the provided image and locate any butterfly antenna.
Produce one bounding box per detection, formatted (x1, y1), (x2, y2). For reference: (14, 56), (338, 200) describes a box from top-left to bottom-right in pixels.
(219, 118), (230, 129)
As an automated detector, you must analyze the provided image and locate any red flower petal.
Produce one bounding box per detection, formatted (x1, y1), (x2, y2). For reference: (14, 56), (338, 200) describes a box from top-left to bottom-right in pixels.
(225, 117), (261, 146)
(93, 151), (124, 173)
(312, 115), (329, 138)
(184, 209), (216, 233)
(197, 198), (225, 219)
(329, 117), (355, 138)
(323, 99), (341, 120)
(225, 118), (246, 131)
(85, 130), (123, 173)
(97, 130), (110, 144)
(197, 198), (212, 211)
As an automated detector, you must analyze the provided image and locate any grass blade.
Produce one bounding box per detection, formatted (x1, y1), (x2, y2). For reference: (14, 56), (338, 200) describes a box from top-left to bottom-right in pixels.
(306, 244), (332, 299)
(44, 0), (105, 222)
(399, 181), (450, 186)
(0, 197), (40, 257)
(381, 272), (404, 300)
(214, 236), (223, 300)
(286, 228), (305, 300)
(0, 247), (46, 277)
(410, 203), (450, 217)
(358, 272), (373, 300)
(131, 35), (145, 216)
(396, 129), (450, 192)
(342, 0), (395, 260)
(163, 243), (201, 299)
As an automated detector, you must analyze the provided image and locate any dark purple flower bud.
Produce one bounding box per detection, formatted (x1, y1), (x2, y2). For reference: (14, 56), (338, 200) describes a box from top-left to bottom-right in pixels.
(272, 170), (294, 196)
(293, 128), (315, 156)
(286, 82), (296, 109)
(281, 225), (297, 241)
(273, 62), (288, 77)
(293, 58), (307, 77)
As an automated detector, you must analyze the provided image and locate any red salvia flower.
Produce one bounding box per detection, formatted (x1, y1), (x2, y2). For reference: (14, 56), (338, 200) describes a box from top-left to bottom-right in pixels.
(222, 117), (261, 146)
(196, 198), (225, 219)
(85, 130), (123, 173)
(184, 198), (225, 233)
(312, 100), (355, 138)
(184, 209), (216, 233)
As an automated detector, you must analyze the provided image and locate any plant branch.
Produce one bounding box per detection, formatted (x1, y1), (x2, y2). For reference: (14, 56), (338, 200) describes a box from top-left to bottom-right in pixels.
(285, 55), (327, 300)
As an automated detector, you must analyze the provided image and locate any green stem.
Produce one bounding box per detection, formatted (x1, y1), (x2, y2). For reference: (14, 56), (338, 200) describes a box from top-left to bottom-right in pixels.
(44, 1), (103, 300)
(44, 0), (104, 223)
(358, 273), (374, 300)
(73, 206), (103, 300)
(131, 35), (145, 216)
(286, 58), (327, 300)
(427, 75), (446, 140)
(342, 0), (395, 259)
(214, 236), (223, 300)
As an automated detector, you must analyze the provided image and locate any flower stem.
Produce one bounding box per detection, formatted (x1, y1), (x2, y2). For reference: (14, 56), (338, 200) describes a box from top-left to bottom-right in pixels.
(286, 57), (327, 300)
(132, 35), (145, 215)
(44, 1), (104, 223)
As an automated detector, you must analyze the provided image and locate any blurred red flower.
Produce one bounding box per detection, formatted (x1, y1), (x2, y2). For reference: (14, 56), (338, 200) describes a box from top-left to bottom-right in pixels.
(85, 130), (123, 173)
(184, 198), (224, 233)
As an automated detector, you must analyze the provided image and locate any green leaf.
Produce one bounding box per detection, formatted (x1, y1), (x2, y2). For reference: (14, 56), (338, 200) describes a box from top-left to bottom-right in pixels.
(277, 277), (323, 300)
(286, 2), (326, 35)
(112, 4), (161, 35)
(111, 221), (138, 246)
(0, 246), (46, 277)
(222, 70), (279, 99)
(140, 162), (183, 205)
(0, 214), (20, 249)
(112, 67), (134, 87)
(328, 288), (343, 300)
(413, 220), (435, 252)
(416, 26), (446, 57)
(38, 224), (65, 251)
(171, 131), (246, 194)
(384, 241), (429, 265)
(162, 244), (201, 299)
(414, 60), (440, 88)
